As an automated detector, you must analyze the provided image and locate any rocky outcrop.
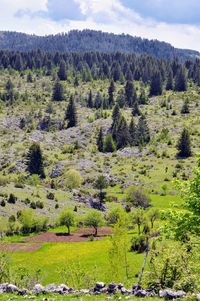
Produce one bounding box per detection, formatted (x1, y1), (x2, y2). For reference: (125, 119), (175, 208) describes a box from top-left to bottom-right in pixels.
(0, 282), (194, 299)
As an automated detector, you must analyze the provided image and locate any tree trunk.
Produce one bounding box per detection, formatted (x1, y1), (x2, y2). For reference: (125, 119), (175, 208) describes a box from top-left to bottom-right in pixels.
(135, 243), (149, 290)
(67, 226), (70, 235)
(95, 227), (98, 236)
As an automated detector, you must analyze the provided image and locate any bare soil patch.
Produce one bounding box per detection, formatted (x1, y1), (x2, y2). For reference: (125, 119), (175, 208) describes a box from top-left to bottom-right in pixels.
(0, 243), (43, 252)
(23, 227), (112, 243)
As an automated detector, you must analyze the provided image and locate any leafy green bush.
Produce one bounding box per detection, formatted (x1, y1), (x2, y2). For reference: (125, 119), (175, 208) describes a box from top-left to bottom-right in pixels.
(130, 235), (148, 253)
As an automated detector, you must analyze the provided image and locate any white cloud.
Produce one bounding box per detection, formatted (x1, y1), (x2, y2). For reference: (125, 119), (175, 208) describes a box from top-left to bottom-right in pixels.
(0, 0), (200, 51)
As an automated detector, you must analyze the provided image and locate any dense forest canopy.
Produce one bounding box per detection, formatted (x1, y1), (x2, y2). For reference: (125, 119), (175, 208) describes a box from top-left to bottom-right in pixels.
(0, 48), (200, 88)
(0, 29), (199, 61)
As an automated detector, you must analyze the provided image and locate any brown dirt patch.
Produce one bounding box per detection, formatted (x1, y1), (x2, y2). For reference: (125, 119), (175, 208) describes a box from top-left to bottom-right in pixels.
(0, 243), (43, 252)
(23, 227), (112, 243)
(73, 227), (113, 236)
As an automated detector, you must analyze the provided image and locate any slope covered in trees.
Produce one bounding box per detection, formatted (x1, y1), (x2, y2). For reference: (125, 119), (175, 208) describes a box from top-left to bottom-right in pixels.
(0, 29), (199, 61)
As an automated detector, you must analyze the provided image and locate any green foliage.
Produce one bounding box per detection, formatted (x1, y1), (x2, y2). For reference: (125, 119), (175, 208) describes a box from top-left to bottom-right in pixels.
(52, 80), (65, 101)
(8, 193), (17, 204)
(144, 243), (195, 293)
(127, 185), (151, 209)
(148, 208), (160, 229)
(59, 209), (75, 235)
(94, 175), (108, 201)
(26, 142), (45, 178)
(177, 128), (191, 158)
(149, 70), (162, 96)
(84, 210), (104, 236)
(174, 65), (187, 92)
(65, 94), (77, 128)
(130, 207), (147, 235)
(65, 169), (82, 189)
(97, 127), (104, 152)
(103, 134), (116, 152)
(162, 155), (200, 240)
(130, 235), (148, 253)
(106, 206), (126, 226)
(59, 257), (98, 289)
(57, 59), (67, 81)
(108, 216), (129, 282)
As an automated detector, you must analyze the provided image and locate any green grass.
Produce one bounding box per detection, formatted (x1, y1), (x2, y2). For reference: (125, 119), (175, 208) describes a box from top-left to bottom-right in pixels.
(149, 194), (182, 209)
(6, 237), (144, 287)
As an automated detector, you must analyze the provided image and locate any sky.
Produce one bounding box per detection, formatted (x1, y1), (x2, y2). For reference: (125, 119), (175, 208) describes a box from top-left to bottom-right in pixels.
(1, 0), (200, 51)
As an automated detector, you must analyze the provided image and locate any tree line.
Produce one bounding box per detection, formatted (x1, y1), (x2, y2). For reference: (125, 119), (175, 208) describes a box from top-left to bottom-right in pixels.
(0, 49), (200, 94)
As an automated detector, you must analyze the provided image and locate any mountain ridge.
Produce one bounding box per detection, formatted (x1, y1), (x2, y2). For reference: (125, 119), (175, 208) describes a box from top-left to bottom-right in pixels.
(0, 29), (199, 61)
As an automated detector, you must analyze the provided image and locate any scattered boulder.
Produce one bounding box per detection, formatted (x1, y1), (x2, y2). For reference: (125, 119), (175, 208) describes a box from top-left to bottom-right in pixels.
(33, 284), (46, 294)
(159, 289), (186, 299)
(6, 284), (18, 293)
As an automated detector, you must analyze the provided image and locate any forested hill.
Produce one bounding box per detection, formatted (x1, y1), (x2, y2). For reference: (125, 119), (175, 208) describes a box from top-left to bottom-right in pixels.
(0, 29), (199, 61)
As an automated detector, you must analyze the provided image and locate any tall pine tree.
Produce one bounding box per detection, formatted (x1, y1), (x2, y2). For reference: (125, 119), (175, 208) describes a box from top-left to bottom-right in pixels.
(149, 70), (162, 96)
(174, 65), (187, 92)
(137, 115), (150, 145)
(125, 80), (137, 107)
(97, 127), (104, 152)
(27, 142), (45, 178)
(129, 118), (137, 146)
(166, 67), (173, 90)
(87, 90), (93, 108)
(108, 80), (115, 107)
(177, 128), (191, 157)
(52, 81), (65, 101)
(115, 116), (130, 149)
(57, 59), (67, 81)
(65, 95), (78, 128)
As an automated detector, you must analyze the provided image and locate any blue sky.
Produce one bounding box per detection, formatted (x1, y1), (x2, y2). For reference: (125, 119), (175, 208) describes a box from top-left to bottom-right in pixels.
(1, 0), (200, 51)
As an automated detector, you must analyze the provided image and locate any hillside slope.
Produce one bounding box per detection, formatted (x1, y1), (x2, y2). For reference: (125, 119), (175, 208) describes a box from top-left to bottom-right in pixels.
(0, 29), (199, 60)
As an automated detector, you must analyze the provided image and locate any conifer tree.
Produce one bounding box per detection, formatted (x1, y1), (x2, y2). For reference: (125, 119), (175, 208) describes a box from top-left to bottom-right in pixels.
(94, 91), (103, 109)
(115, 116), (130, 149)
(166, 68), (173, 90)
(111, 103), (121, 140)
(149, 70), (162, 96)
(97, 127), (104, 152)
(181, 99), (190, 114)
(108, 80), (115, 107)
(137, 115), (150, 145)
(87, 90), (93, 108)
(177, 128), (191, 157)
(174, 65), (187, 92)
(112, 103), (121, 126)
(125, 80), (137, 106)
(52, 81), (65, 101)
(138, 89), (148, 104)
(103, 134), (116, 153)
(129, 118), (137, 146)
(57, 59), (67, 81)
(65, 95), (77, 128)
(132, 101), (141, 116)
(27, 142), (45, 178)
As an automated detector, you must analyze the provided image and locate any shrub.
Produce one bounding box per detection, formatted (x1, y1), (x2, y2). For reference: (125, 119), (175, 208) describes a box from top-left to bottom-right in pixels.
(0, 200), (6, 207)
(8, 193), (17, 204)
(130, 235), (148, 253)
(0, 176), (8, 186)
(36, 201), (44, 209)
(8, 215), (16, 223)
(65, 169), (82, 189)
(126, 185), (150, 208)
(30, 202), (36, 209)
(46, 192), (55, 200)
